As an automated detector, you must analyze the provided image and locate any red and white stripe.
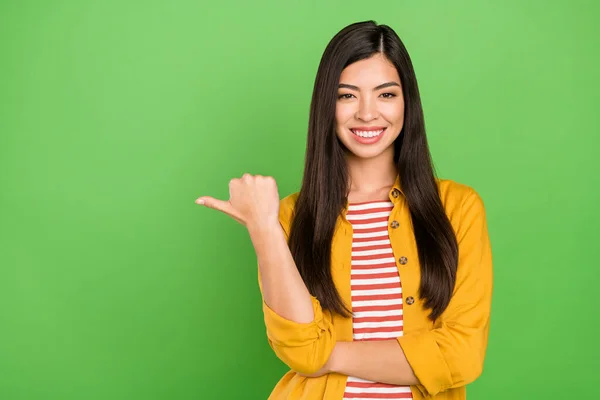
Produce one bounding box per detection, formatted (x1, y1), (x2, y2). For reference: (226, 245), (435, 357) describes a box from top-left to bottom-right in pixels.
(342, 201), (413, 399)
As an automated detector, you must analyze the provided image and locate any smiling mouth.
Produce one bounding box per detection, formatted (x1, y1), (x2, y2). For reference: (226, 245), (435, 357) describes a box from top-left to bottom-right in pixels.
(350, 128), (386, 138)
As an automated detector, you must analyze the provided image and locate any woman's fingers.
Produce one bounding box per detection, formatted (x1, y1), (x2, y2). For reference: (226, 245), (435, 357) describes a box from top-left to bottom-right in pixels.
(195, 196), (245, 225)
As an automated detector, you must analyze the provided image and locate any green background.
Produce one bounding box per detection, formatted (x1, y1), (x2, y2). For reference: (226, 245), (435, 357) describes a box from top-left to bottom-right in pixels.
(1, 0), (598, 399)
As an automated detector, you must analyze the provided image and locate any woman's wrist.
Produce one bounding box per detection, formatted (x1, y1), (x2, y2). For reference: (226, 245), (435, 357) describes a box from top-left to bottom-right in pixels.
(327, 341), (346, 374)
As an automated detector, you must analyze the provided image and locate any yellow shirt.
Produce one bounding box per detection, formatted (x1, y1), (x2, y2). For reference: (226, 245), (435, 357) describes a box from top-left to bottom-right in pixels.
(258, 177), (493, 399)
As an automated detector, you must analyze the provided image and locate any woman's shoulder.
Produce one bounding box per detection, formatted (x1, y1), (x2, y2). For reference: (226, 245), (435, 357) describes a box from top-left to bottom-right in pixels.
(280, 191), (300, 210)
(436, 178), (487, 223)
(437, 178), (479, 200)
(280, 191), (300, 218)
(278, 192), (300, 233)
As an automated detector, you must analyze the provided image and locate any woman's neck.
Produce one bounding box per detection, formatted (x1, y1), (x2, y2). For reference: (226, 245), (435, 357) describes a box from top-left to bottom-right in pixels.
(346, 149), (397, 202)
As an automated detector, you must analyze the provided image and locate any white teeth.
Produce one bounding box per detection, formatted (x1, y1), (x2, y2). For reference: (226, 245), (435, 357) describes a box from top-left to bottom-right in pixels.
(352, 129), (384, 138)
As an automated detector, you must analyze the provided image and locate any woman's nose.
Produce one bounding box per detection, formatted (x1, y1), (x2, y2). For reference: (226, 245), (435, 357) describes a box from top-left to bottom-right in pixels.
(355, 97), (378, 121)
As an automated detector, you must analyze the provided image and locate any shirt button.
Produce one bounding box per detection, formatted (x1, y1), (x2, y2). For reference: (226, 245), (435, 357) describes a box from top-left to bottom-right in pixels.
(399, 256), (408, 265)
(390, 220), (399, 229)
(406, 296), (415, 305)
(391, 188), (401, 198)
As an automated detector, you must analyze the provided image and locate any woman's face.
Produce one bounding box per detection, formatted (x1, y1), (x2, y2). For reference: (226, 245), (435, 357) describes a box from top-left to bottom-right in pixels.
(335, 53), (405, 160)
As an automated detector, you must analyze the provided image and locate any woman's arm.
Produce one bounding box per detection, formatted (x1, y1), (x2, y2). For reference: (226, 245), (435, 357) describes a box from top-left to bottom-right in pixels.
(196, 175), (335, 374)
(250, 222), (314, 324)
(253, 194), (337, 374)
(327, 340), (419, 385)
(198, 175), (313, 323)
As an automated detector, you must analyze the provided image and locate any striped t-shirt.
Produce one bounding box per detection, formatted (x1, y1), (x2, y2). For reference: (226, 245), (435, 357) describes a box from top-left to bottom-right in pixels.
(342, 200), (413, 400)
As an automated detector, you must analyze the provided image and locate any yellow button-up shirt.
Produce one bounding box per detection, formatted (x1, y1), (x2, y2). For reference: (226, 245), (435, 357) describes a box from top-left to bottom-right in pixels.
(259, 177), (493, 399)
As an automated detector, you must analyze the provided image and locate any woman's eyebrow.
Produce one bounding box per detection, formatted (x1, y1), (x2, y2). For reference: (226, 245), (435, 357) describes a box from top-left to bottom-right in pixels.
(338, 81), (401, 91)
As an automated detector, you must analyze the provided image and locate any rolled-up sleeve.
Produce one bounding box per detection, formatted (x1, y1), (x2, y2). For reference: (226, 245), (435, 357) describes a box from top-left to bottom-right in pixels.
(262, 294), (336, 374)
(398, 188), (493, 397)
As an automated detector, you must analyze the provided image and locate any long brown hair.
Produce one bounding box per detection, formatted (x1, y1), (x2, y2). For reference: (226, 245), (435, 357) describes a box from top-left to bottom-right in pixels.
(288, 21), (458, 321)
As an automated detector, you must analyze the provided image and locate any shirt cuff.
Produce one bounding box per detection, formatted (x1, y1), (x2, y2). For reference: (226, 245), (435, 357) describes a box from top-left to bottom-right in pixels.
(397, 332), (453, 396)
(263, 295), (330, 347)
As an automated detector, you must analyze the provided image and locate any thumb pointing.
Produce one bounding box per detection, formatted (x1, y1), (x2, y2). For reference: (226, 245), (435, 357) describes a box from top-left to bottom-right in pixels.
(196, 196), (228, 212)
(195, 196), (243, 224)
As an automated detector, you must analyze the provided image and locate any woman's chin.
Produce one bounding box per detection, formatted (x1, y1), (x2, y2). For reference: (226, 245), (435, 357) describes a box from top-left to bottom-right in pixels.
(345, 142), (394, 160)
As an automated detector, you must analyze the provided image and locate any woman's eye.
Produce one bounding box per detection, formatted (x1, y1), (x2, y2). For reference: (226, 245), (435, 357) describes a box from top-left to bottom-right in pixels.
(381, 93), (396, 98)
(338, 93), (354, 99)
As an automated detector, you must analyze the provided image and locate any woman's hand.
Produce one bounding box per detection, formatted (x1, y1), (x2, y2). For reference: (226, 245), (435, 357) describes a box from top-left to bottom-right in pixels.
(195, 173), (280, 230)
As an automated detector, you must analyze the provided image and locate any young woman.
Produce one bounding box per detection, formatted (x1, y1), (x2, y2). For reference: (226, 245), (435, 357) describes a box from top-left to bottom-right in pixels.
(196, 21), (493, 400)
